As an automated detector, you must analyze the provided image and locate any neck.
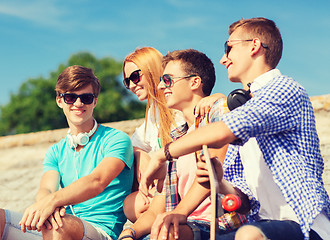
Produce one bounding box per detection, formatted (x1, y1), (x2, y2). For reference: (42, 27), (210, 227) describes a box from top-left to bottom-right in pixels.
(68, 118), (95, 135)
(180, 96), (203, 127)
(240, 65), (272, 90)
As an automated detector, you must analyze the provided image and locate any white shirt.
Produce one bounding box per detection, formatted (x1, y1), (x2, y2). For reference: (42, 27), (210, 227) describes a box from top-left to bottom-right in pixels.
(131, 106), (184, 152)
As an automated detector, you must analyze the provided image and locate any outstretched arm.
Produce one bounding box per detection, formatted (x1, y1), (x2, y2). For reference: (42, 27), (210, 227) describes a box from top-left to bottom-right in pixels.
(20, 156), (125, 232)
(140, 121), (237, 196)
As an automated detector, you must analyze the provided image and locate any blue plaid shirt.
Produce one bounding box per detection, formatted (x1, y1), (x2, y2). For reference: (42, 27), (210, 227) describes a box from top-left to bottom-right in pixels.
(221, 69), (330, 239)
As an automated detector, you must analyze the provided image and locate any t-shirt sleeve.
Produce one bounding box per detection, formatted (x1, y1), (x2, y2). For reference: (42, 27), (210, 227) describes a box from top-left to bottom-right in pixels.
(104, 130), (134, 169)
(43, 144), (60, 173)
(130, 120), (152, 152)
(221, 76), (303, 145)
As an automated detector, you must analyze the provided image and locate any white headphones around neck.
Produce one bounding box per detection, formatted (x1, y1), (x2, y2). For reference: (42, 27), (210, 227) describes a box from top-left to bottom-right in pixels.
(67, 120), (98, 148)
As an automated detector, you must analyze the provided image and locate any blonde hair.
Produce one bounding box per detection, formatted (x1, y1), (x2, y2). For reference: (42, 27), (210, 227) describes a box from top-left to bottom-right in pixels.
(123, 47), (175, 146)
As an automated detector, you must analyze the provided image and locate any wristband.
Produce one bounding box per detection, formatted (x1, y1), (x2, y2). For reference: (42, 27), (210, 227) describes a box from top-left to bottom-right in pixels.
(164, 142), (173, 161)
(127, 227), (136, 239)
(118, 235), (135, 240)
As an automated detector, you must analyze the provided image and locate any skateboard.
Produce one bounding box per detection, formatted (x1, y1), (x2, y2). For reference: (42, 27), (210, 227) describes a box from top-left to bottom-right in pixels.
(202, 144), (220, 240)
(202, 145), (242, 240)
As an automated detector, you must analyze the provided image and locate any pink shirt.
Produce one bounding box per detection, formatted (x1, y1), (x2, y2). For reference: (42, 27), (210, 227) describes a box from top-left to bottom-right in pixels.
(176, 126), (212, 222)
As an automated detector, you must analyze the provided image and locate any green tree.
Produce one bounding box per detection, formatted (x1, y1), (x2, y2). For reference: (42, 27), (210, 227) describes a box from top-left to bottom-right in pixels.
(0, 52), (145, 136)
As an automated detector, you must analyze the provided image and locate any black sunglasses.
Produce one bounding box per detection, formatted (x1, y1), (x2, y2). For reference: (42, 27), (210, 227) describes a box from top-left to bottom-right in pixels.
(224, 39), (268, 57)
(160, 74), (197, 88)
(59, 93), (95, 105)
(123, 69), (142, 89)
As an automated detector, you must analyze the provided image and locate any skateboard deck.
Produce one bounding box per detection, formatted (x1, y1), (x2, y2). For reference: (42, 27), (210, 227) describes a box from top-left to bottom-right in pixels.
(202, 144), (220, 240)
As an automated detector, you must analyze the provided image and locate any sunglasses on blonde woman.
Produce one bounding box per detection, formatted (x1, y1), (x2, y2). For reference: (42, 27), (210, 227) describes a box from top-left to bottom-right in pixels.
(123, 69), (142, 89)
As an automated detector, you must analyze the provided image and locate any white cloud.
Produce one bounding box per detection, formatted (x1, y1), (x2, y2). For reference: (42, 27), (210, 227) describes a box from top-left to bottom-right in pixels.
(0, 0), (66, 27)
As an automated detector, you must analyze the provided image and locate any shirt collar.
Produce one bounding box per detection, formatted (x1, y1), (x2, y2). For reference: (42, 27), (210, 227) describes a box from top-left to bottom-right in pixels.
(250, 69), (281, 93)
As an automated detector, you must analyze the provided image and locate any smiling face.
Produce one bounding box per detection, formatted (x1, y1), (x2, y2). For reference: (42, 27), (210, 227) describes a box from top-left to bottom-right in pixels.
(56, 84), (97, 133)
(158, 61), (193, 111)
(220, 28), (253, 84)
(124, 61), (149, 101)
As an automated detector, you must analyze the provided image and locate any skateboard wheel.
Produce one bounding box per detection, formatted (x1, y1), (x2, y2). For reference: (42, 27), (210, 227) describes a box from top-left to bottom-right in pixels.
(222, 194), (241, 212)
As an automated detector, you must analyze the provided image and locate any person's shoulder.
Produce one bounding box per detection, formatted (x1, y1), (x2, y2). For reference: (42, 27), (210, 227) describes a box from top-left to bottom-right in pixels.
(98, 124), (131, 140)
(266, 73), (308, 100)
(50, 137), (67, 150)
(209, 97), (229, 118)
(45, 137), (67, 157)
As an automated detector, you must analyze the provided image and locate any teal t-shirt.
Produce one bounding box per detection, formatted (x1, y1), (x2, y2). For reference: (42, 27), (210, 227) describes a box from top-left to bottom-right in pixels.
(43, 124), (134, 239)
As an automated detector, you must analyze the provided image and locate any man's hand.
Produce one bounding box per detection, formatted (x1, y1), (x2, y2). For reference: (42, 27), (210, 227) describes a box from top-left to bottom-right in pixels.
(150, 211), (187, 240)
(194, 93), (226, 118)
(139, 150), (167, 197)
(19, 194), (57, 232)
(196, 156), (224, 187)
(43, 207), (66, 231)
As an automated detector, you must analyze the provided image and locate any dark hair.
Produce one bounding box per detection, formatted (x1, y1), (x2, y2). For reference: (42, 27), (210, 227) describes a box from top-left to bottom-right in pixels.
(229, 17), (283, 68)
(55, 65), (101, 96)
(162, 49), (215, 96)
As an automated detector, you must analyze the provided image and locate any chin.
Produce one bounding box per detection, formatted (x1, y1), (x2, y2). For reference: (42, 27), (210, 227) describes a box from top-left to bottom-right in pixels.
(228, 76), (240, 83)
(138, 95), (148, 101)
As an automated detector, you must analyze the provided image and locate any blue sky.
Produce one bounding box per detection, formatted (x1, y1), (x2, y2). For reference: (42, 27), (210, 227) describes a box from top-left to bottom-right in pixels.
(1, 0), (330, 106)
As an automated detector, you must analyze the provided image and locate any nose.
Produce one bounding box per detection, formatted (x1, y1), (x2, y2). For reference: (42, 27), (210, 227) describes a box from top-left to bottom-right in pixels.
(220, 54), (227, 66)
(157, 81), (165, 90)
(129, 81), (137, 92)
(73, 97), (84, 106)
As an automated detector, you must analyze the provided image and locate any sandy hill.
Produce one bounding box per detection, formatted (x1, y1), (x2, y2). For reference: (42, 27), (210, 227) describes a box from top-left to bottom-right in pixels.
(0, 95), (329, 212)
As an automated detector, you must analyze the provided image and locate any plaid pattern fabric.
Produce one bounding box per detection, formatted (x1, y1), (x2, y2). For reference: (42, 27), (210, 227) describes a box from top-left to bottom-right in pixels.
(221, 70), (330, 239)
(165, 99), (229, 211)
(165, 122), (188, 211)
(219, 211), (248, 230)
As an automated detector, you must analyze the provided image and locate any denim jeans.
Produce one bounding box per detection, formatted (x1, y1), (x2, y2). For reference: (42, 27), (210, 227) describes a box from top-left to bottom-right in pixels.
(214, 220), (322, 240)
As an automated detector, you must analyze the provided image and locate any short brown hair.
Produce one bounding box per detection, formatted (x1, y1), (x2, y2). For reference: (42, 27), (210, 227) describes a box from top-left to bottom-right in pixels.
(229, 17), (283, 68)
(162, 49), (215, 96)
(55, 65), (101, 96)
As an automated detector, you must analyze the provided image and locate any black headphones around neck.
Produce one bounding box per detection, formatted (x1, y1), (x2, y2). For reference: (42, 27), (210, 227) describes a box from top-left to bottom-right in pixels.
(227, 83), (252, 111)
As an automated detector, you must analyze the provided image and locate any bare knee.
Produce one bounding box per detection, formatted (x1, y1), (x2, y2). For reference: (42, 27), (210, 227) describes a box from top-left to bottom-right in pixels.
(42, 215), (84, 240)
(123, 191), (150, 223)
(235, 225), (267, 240)
(0, 209), (6, 238)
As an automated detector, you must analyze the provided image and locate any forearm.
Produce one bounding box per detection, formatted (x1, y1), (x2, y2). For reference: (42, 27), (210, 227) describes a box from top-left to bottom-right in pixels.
(35, 188), (53, 202)
(50, 174), (105, 208)
(133, 147), (151, 183)
(127, 195), (165, 238)
(173, 179), (210, 217)
(164, 122), (235, 162)
(219, 180), (250, 214)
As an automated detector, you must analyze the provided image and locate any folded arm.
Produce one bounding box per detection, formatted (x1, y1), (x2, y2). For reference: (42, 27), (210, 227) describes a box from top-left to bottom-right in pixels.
(20, 156), (125, 232)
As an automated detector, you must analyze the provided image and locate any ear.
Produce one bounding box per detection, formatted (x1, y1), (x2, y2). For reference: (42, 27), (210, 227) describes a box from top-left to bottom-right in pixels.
(250, 38), (263, 56)
(56, 96), (63, 109)
(190, 76), (202, 90)
(93, 98), (98, 108)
